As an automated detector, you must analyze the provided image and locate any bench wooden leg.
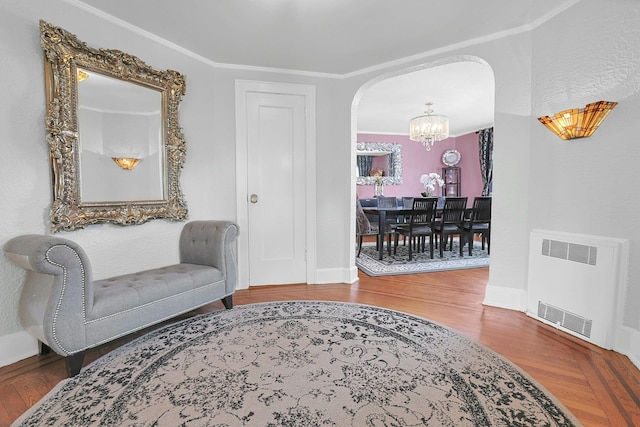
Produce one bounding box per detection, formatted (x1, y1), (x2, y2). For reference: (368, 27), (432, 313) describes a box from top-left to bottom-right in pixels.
(222, 295), (233, 309)
(38, 341), (51, 355)
(66, 351), (86, 377)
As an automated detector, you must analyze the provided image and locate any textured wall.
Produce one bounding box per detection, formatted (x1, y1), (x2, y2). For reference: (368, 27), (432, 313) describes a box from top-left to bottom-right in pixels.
(530, 0), (640, 330)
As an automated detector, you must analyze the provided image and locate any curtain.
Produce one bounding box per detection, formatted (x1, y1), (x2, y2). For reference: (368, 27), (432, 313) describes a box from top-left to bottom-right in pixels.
(477, 127), (493, 196)
(356, 155), (373, 178)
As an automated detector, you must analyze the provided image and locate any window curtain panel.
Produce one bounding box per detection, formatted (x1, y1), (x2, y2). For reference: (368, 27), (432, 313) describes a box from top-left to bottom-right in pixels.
(357, 155), (373, 178)
(478, 127), (493, 196)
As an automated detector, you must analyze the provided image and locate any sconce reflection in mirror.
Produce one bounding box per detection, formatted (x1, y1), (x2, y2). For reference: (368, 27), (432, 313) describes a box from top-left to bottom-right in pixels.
(538, 101), (617, 140)
(112, 158), (141, 170)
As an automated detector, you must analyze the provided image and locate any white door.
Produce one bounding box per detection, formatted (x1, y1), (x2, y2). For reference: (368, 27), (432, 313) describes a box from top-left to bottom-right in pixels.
(235, 81), (316, 288)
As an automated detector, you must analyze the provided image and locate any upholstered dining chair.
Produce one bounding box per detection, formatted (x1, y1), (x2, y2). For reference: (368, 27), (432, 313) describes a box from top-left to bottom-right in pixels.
(463, 196), (492, 255)
(393, 197), (439, 260)
(433, 197), (468, 258)
(356, 198), (389, 257)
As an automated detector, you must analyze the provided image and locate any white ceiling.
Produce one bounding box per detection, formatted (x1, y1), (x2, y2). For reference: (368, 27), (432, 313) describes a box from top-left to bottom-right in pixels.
(75, 0), (579, 135)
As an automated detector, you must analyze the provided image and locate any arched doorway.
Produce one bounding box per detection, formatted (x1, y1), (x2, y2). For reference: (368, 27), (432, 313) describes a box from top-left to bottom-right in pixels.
(350, 56), (495, 271)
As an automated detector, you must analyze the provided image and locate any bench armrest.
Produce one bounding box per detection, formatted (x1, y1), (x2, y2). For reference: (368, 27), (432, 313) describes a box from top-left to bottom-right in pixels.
(3, 235), (93, 355)
(179, 220), (240, 295)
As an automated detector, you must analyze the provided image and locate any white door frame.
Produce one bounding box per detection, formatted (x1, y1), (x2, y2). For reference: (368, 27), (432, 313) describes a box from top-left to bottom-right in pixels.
(235, 80), (317, 289)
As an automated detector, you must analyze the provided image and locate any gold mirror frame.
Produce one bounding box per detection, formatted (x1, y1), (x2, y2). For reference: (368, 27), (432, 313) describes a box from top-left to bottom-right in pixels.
(40, 20), (188, 232)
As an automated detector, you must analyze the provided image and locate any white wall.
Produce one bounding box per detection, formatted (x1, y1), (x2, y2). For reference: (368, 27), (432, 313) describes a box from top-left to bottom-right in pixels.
(0, 0), (638, 369)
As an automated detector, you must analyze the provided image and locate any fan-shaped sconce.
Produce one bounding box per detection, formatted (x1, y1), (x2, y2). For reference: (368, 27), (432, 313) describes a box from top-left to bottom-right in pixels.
(112, 157), (140, 170)
(538, 101), (617, 140)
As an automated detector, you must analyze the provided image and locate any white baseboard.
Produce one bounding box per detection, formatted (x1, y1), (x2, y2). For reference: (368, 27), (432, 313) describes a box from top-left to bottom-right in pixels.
(313, 267), (358, 285)
(482, 285), (527, 311)
(0, 331), (38, 368)
(615, 325), (640, 370)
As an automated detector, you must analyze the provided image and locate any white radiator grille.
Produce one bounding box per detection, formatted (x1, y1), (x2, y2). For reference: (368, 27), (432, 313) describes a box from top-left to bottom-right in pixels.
(541, 239), (597, 265)
(537, 301), (593, 337)
(527, 230), (628, 349)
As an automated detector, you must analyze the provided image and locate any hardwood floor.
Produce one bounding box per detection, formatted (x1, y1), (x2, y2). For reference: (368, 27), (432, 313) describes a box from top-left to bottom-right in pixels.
(1, 268), (638, 426)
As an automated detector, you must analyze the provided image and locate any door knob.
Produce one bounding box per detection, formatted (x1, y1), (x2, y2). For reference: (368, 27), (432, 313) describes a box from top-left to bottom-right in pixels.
(250, 194), (258, 203)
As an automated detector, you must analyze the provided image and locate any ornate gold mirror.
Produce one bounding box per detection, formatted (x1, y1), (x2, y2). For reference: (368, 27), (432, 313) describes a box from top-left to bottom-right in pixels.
(40, 20), (188, 232)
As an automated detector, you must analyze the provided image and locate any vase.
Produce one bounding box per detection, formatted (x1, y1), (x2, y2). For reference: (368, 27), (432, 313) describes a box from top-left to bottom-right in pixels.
(374, 182), (384, 197)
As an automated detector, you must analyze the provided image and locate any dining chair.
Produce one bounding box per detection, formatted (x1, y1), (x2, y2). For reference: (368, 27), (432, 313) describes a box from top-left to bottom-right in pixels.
(355, 198), (388, 257)
(463, 196), (492, 255)
(393, 197), (438, 260)
(398, 197), (415, 245)
(433, 197), (468, 258)
(376, 196), (400, 254)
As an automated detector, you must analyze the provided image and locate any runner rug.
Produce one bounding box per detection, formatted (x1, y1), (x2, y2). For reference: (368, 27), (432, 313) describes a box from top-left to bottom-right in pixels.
(13, 301), (581, 427)
(357, 239), (490, 276)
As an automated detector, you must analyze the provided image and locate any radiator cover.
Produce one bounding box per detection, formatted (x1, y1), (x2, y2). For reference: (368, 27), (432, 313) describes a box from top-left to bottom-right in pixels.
(527, 229), (628, 349)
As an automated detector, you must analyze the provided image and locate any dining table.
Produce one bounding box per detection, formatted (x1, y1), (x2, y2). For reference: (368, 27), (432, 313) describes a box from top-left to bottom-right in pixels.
(362, 204), (473, 260)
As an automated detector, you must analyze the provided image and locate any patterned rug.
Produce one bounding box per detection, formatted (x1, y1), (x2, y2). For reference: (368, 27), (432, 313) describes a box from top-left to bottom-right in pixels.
(13, 302), (581, 427)
(357, 239), (490, 276)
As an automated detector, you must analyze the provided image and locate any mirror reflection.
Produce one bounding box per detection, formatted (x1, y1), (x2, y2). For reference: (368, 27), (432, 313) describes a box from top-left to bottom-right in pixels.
(356, 142), (403, 185)
(77, 69), (164, 202)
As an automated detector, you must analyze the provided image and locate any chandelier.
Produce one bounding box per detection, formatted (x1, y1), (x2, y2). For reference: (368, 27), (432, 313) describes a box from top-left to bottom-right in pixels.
(409, 102), (449, 151)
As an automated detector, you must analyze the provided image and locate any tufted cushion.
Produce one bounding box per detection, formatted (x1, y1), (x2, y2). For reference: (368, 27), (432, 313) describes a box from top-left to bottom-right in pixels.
(89, 264), (223, 321)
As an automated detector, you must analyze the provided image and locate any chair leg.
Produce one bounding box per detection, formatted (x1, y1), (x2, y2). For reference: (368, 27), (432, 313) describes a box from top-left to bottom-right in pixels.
(357, 236), (364, 257)
(429, 235), (434, 259)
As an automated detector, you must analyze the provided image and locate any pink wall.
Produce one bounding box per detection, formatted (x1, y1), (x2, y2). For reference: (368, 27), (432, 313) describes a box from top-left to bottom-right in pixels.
(356, 132), (484, 204)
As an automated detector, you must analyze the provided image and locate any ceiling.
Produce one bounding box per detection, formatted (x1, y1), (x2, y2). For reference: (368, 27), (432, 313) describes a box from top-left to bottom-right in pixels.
(76, 0), (579, 136)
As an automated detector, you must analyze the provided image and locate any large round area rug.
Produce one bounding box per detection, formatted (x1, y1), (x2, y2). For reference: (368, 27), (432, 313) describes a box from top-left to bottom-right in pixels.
(14, 302), (582, 426)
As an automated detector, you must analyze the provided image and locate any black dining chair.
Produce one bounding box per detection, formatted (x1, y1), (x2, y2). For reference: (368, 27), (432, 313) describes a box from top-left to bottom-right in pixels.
(433, 197), (468, 258)
(393, 197), (438, 260)
(376, 196), (400, 255)
(463, 196), (492, 256)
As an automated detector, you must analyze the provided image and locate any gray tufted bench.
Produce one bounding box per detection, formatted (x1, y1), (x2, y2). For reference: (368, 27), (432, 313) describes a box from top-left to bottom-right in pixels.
(3, 220), (239, 377)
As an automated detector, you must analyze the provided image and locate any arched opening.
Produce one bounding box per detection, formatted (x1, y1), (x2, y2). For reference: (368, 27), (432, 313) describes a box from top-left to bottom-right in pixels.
(350, 56), (495, 274)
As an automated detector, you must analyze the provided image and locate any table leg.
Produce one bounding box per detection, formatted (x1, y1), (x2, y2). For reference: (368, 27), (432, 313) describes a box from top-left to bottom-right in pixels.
(378, 210), (386, 260)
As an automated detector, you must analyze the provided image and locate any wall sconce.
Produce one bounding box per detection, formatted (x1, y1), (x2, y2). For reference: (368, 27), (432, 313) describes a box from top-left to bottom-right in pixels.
(112, 157), (140, 170)
(538, 101), (617, 140)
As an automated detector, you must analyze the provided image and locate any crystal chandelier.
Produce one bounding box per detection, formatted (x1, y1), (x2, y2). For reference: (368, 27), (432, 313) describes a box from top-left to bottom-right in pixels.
(409, 102), (449, 151)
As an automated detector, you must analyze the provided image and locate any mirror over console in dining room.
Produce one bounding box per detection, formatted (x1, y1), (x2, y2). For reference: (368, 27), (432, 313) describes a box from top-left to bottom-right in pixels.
(40, 20), (188, 232)
(355, 142), (403, 186)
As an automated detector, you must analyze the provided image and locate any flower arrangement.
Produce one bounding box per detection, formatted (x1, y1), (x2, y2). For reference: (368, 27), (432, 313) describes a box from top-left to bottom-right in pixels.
(420, 172), (444, 196)
(371, 169), (384, 196)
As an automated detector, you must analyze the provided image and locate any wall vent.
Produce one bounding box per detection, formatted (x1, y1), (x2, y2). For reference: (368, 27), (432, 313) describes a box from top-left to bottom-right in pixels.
(537, 301), (593, 338)
(541, 238), (597, 265)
